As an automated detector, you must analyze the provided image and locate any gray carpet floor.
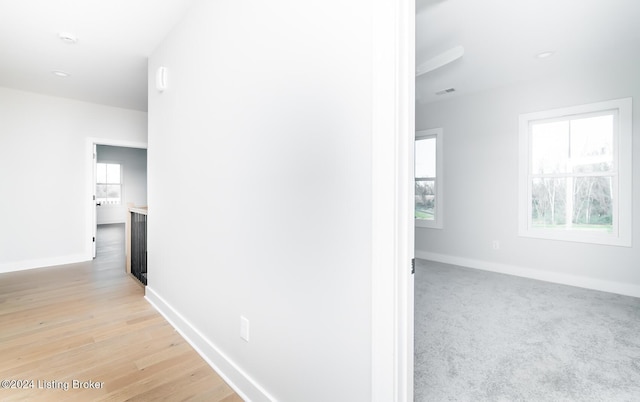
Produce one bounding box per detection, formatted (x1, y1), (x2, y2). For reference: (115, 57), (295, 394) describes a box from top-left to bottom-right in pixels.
(414, 259), (640, 401)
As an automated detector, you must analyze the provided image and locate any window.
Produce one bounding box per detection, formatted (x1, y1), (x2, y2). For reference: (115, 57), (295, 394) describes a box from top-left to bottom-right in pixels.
(415, 128), (443, 229)
(96, 163), (122, 205)
(518, 98), (632, 246)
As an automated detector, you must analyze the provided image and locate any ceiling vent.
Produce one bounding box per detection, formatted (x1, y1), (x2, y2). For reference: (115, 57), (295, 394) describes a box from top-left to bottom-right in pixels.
(435, 88), (456, 96)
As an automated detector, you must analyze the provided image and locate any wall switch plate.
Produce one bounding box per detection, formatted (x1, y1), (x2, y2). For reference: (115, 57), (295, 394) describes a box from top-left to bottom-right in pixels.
(492, 240), (500, 250)
(240, 316), (250, 342)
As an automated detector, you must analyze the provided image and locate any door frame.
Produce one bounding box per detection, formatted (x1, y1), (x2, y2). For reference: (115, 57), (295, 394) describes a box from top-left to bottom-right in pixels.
(85, 138), (148, 261)
(370, 0), (415, 400)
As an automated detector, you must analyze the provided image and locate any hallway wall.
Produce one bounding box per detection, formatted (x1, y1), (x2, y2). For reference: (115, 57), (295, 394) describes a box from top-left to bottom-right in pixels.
(146, 0), (376, 400)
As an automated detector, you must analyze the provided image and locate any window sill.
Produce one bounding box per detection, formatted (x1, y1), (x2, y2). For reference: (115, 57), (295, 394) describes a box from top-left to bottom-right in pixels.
(518, 229), (631, 247)
(415, 219), (442, 229)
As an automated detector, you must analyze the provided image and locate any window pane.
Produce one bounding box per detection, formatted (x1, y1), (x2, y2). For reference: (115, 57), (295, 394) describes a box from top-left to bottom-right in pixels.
(572, 176), (612, 231)
(96, 163), (107, 183)
(415, 180), (435, 220)
(531, 121), (569, 174)
(531, 178), (567, 227)
(96, 184), (107, 201)
(415, 137), (436, 178)
(570, 114), (613, 173)
(532, 177), (613, 232)
(106, 185), (121, 204)
(106, 164), (121, 184)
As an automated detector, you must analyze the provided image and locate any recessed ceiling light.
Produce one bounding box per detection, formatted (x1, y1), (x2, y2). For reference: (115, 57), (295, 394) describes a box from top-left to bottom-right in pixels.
(535, 51), (555, 59)
(58, 32), (78, 44)
(52, 70), (70, 78)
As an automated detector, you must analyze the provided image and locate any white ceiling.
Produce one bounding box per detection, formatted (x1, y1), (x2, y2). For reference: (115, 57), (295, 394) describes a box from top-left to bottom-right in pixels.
(0, 0), (195, 111)
(1, 1), (638, 111)
(416, 0), (640, 104)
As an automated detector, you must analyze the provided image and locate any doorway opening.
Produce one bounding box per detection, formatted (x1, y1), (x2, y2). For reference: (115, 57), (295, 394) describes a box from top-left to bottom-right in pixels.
(86, 138), (147, 274)
(95, 145), (147, 228)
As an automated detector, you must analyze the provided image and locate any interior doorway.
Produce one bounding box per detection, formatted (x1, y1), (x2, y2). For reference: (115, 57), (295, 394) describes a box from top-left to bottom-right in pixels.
(86, 138), (147, 262)
(95, 145), (147, 227)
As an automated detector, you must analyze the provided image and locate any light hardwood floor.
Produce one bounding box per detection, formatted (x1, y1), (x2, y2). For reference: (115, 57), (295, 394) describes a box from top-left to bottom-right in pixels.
(0, 224), (243, 401)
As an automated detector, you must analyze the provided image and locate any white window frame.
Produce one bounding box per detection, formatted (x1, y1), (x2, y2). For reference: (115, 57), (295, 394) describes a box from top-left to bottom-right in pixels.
(518, 98), (632, 247)
(96, 162), (123, 205)
(415, 128), (443, 229)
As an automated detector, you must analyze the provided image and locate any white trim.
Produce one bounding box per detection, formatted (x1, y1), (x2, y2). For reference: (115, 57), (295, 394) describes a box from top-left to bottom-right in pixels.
(415, 128), (443, 229)
(0, 254), (87, 274)
(517, 97), (632, 247)
(371, 0), (414, 400)
(145, 287), (274, 402)
(415, 250), (640, 298)
(85, 138), (148, 261)
(97, 219), (126, 225)
(617, 97), (633, 246)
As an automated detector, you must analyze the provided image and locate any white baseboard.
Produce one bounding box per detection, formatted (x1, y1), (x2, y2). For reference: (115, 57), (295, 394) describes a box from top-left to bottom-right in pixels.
(0, 254), (89, 274)
(415, 250), (640, 299)
(144, 287), (274, 402)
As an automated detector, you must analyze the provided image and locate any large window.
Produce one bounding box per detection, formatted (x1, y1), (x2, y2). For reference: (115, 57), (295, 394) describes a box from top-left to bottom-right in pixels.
(518, 98), (632, 246)
(96, 163), (122, 205)
(415, 128), (443, 229)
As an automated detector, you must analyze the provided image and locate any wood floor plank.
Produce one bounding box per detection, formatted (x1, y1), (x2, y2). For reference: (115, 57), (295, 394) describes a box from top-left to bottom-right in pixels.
(0, 224), (243, 401)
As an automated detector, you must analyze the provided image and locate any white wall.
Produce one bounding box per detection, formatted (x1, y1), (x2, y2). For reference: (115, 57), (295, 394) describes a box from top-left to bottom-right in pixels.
(96, 145), (147, 225)
(146, 0), (375, 400)
(415, 60), (640, 296)
(0, 87), (147, 272)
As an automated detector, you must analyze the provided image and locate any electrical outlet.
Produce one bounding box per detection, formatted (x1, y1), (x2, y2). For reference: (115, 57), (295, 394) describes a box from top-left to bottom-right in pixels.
(492, 240), (500, 250)
(240, 316), (250, 342)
